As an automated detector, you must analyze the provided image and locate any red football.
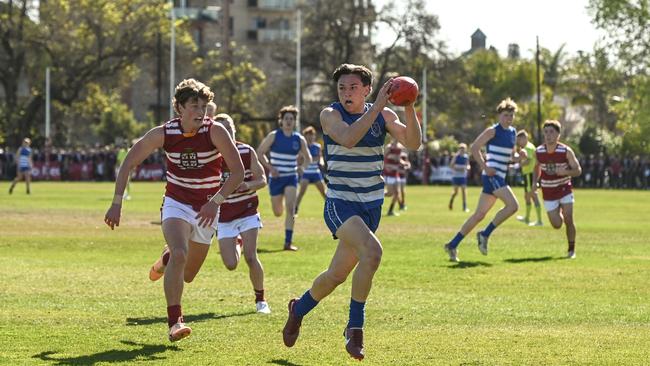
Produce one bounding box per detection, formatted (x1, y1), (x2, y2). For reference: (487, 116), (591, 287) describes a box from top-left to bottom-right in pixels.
(388, 76), (419, 106)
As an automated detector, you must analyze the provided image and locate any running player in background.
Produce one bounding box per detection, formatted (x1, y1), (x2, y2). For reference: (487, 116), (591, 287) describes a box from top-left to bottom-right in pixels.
(213, 113), (271, 314)
(397, 146), (410, 211)
(533, 120), (582, 258)
(105, 78), (244, 342)
(515, 130), (543, 226)
(443, 98), (524, 262)
(256, 106), (311, 251)
(9, 137), (33, 195)
(448, 143), (470, 212)
(282, 63), (421, 360)
(384, 137), (403, 216)
(295, 126), (326, 215)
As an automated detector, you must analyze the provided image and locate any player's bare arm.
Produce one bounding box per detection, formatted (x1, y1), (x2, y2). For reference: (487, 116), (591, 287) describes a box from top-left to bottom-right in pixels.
(196, 124), (245, 228)
(297, 136), (312, 174)
(321, 79), (393, 148)
(532, 161), (541, 193)
(385, 103), (422, 151)
(470, 127), (497, 176)
(256, 131), (278, 177)
(556, 147), (582, 177)
(104, 126), (165, 230)
(240, 149), (267, 192)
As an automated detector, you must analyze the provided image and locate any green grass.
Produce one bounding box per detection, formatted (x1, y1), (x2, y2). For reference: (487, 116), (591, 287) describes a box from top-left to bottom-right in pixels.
(1, 182), (649, 365)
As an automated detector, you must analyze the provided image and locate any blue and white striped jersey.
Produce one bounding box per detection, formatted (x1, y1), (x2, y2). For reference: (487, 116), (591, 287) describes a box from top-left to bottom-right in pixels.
(484, 123), (516, 179)
(304, 143), (321, 174)
(324, 102), (387, 209)
(270, 129), (302, 177)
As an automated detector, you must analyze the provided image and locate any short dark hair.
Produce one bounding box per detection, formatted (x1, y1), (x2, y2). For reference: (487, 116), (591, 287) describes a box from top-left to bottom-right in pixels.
(302, 126), (316, 135)
(278, 105), (299, 121)
(543, 120), (561, 132)
(496, 97), (518, 113)
(332, 63), (373, 86)
(172, 78), (214, 115)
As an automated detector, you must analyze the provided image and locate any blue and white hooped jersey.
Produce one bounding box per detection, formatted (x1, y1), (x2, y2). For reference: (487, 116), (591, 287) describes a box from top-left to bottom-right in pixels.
(304, 143), (321, 174)
(453, 153), (469, 178)
(18, 146), (32, 168)
(324, 102), (387, 209)
(484, 123), (516, 179)
(270, 129), (301, 177)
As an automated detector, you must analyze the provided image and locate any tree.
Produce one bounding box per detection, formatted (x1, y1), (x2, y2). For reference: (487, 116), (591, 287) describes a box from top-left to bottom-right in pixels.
(0, 0), (188, 146)
(589, 0), (650, 72)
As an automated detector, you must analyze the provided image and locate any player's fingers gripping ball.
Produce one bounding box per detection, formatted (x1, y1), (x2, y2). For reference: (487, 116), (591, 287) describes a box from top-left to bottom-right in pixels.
(388, 76), (419, 106)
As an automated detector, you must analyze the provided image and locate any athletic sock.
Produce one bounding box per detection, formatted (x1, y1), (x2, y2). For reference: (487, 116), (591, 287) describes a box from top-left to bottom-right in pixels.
(482, 222), (497, 237)
(568, 241), (575, 252)
(449, 232), (465, 249)
(254, 289), (265, 302)
(347, 298), (366, 329)
(285, 229), (293, 245)
(525, 203), (532, 221)
(167, 305), (182, 327)
(293, 290), (319, 317)
(535, 204), (542, 222)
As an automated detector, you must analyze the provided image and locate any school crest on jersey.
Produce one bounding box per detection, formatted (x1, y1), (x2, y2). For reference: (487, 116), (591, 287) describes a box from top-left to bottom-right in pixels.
(370, 120), (382, 138)
(292, 141), (300, 150)
(546, 162), (556, 174)
(180, 148), (199, 169)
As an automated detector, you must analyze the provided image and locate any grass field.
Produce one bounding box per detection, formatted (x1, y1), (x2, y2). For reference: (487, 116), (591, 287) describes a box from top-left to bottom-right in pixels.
(1, 182), (649, 365)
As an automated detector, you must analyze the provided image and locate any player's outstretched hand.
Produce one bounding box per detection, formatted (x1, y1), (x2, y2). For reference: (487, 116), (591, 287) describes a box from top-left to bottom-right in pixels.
(196, 201), (219, 228)
(374, 78), (394, 109)
(104, 204), (122, 230)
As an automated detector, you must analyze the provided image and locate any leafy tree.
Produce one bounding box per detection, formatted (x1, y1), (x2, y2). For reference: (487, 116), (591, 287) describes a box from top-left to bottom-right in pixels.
(0, 0), (189, 146)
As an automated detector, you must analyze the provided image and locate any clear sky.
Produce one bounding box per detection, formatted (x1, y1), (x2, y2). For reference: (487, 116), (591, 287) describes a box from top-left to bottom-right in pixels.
(374, 0), (606, 57)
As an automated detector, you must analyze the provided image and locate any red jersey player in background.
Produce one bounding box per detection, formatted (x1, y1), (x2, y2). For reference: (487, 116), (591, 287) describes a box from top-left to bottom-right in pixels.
(104, 79), (244, 342)
(213, 113), (271, 314)
(383, 137), (404, 216)
(533, 120), (582, 259)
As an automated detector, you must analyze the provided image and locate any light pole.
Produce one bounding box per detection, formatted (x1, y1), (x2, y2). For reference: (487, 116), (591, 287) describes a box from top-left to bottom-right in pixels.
(295, 6), (302, 132)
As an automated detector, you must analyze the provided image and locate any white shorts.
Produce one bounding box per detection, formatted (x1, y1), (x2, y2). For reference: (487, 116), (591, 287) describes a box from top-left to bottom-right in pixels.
(544, 193), (575, 212)
(217, 213), (263, 240)
(161, 196), (216, 245)
(398, 177), (407, 185)
(385, 176), (398, 185)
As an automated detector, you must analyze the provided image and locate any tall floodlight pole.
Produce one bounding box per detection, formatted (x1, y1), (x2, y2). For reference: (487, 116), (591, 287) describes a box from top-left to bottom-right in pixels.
(536, 36), (542, 144)
(422, 67), (427, 143)
(45, 67), (51, 139)
(170, 1), (176, 120)
(295, 7), (302, 132)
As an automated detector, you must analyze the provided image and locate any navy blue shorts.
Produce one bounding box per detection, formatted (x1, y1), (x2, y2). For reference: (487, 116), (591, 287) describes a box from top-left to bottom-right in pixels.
(323, 198), (382, 239)
(19, 166), (31, 173)
(301, 172), (323, 184)
(452, 177), (467, 186)
(269, 175), (298, 196)
(482, 175), (508, 195)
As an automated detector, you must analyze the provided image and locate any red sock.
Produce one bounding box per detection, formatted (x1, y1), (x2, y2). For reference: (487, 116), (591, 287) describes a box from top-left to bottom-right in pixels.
(254, 289), (265, 302)
(167, 304), (182, 328)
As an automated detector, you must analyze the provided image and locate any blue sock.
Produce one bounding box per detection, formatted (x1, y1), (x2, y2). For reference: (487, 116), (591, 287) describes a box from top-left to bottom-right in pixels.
(293, 290), (319, 317)
(482, 222), (497, 237)
(449, 232), (465, 249)
(347, 298), (366, 329)
(285, 229), (293, 244)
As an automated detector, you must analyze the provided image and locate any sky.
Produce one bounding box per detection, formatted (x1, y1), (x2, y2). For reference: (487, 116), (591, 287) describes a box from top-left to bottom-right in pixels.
(374, 0), (607, 57)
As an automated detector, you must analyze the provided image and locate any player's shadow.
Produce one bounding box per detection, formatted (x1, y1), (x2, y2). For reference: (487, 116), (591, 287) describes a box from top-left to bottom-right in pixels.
(256, 248), (287, 254)
(447, 261), (493, 269)
(269, 359), (303, 366)
(32, 340), (178, 365)
(125, 311), (254, 326)
(503, 256), (558, 264)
